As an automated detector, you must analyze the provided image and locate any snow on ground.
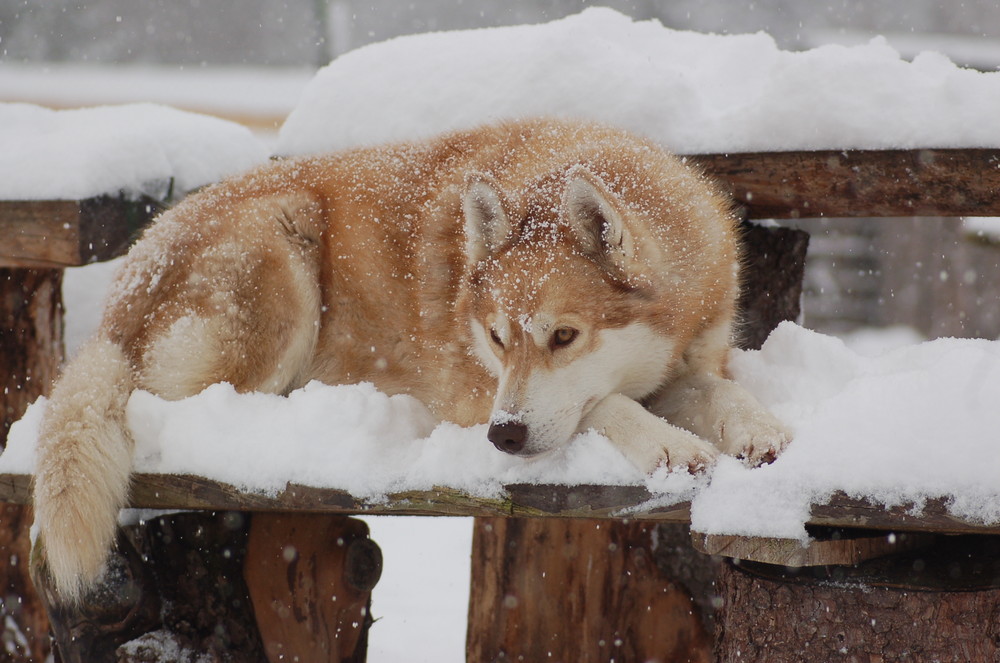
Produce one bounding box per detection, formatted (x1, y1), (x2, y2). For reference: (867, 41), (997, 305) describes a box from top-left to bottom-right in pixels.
(279, 6), (1000, 156)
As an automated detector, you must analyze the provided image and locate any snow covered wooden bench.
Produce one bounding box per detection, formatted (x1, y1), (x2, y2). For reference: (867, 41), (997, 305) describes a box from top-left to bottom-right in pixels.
(3, 147), (1000, 662)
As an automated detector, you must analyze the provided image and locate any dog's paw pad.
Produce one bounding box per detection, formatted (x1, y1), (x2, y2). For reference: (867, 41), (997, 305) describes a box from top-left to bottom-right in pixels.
(733, 423), (791, 468)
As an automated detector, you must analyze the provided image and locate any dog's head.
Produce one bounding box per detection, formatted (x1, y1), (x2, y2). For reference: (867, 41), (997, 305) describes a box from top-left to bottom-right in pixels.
(460, 166), (678, 457)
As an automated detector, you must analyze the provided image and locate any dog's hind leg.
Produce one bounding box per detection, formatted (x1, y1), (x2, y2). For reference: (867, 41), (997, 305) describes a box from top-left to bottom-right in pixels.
(36, 192), (324, 604)
(136, 194), (323, 399)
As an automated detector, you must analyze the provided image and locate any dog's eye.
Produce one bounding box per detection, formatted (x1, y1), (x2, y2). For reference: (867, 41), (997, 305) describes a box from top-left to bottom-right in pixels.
(489, 328), (504, 349)
(551, 327), (578, 349)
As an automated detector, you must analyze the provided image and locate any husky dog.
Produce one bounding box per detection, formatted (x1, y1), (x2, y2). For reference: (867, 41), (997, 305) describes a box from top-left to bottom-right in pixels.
(33, 119), (788, 602)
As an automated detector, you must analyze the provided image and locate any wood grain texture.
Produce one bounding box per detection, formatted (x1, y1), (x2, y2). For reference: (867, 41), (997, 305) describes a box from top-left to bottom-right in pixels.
(467, 518), (711, 663)
(0, 195), (160, 267)
(0, 268), (61, 662)
(245, 514), (379, 663)
(690, 148), (1000, 219)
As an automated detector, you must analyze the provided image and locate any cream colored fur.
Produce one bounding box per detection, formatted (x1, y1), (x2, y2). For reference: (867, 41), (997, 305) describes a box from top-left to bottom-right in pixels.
(33, 118), (790, 604)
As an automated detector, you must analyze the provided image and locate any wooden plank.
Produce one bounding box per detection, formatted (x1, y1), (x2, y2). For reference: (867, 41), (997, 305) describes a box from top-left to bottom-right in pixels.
(0, 473), (996, 535)
(3, 148), (999, 266)
(0, 195), (161, 267)
(692, 530), (935, 567)
(690, 148), (1000, 219)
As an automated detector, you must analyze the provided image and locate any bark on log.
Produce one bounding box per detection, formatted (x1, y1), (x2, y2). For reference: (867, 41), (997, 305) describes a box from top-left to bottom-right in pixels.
(736, 222), (809, 350)
(35, 511), (269, 662)
(467, 518), (711, 663)
(0, 268), (62, 662)
(714, 535), (1000, 662)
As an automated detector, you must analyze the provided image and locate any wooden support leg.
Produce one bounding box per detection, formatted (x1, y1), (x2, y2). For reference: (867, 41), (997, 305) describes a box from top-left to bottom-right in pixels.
(245, 514), (382, 663)
(467, 517), (712, 663)
(1, 267), (63, 662)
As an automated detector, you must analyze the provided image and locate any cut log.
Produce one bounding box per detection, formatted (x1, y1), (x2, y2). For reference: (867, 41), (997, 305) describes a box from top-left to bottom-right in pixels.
(244, 514), (381, 663)
(467, 518), (711, 663)
(714, 535), (1000, 662)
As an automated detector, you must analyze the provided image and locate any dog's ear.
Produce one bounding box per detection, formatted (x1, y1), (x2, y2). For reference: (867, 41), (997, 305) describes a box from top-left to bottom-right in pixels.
(463, 173), (513, 264)
(563, 166), (634, 272)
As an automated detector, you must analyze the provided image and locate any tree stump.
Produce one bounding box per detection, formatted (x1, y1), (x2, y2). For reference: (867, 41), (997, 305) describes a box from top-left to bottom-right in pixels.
(714, 535), (1000, 662)
(0, 268), (63, 662)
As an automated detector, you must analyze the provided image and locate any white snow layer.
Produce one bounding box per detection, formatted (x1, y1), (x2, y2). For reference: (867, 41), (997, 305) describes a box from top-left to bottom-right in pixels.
(6, 322), (998, 539)
(0, 102), (269, 201)
(278, 7), (1000, 156)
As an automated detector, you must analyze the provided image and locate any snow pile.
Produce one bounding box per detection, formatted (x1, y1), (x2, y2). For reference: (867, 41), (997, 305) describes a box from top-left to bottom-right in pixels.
(693, 322), (1000, 539)
(278, 7), (1000, 156)
(6, 320), (998, 538)
(0, 102), (269, 201)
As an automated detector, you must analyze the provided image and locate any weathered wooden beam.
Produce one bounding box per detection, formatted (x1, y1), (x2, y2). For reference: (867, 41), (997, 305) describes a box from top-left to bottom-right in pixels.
(0, 195), (162, 268)
(2, 149), (999, 267)
(690, 148), (1000, 219)
(0, 473), (995, 536)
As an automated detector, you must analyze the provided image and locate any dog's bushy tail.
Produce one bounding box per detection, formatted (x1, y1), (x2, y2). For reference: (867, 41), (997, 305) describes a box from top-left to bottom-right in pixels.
(33, 336), (136, 604)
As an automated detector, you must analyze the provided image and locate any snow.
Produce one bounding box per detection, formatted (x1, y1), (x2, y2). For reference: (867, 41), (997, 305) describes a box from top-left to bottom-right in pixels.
(0, 63), (313, 123)
(693, 323), (1000, 540)
(278, 7), (1000, 156)
(9, 319), (998, 539)
(0, 102), (269, 201)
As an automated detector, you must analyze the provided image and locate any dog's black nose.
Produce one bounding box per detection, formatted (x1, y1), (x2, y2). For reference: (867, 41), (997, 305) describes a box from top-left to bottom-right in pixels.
(488, 421), (528, 454)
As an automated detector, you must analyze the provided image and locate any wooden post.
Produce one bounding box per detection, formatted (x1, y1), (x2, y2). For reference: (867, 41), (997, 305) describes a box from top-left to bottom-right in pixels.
(244, 514), (382, 663)
(467, 518), (711, 663)
(1, 268), (62, 662)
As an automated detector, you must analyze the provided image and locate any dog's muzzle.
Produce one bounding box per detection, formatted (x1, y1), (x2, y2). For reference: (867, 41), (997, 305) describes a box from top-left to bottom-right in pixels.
(488, 420), (528, 454)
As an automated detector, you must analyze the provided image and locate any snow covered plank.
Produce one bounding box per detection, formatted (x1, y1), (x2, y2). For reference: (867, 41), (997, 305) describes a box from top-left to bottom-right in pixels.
(693, 148), (1000, 219)
(0, 195), (161, 268)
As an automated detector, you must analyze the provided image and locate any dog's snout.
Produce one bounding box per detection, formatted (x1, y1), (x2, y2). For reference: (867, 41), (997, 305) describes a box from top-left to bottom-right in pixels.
(488, 421), (528, 454)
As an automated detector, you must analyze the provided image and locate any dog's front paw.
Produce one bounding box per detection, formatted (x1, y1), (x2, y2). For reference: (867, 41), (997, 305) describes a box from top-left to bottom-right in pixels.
(719, 408), (791, 467)
(613, 416), (720, 475)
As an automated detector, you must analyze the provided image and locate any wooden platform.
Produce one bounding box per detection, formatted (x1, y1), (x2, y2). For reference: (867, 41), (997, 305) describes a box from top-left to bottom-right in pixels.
(1, 472), (995, 536)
